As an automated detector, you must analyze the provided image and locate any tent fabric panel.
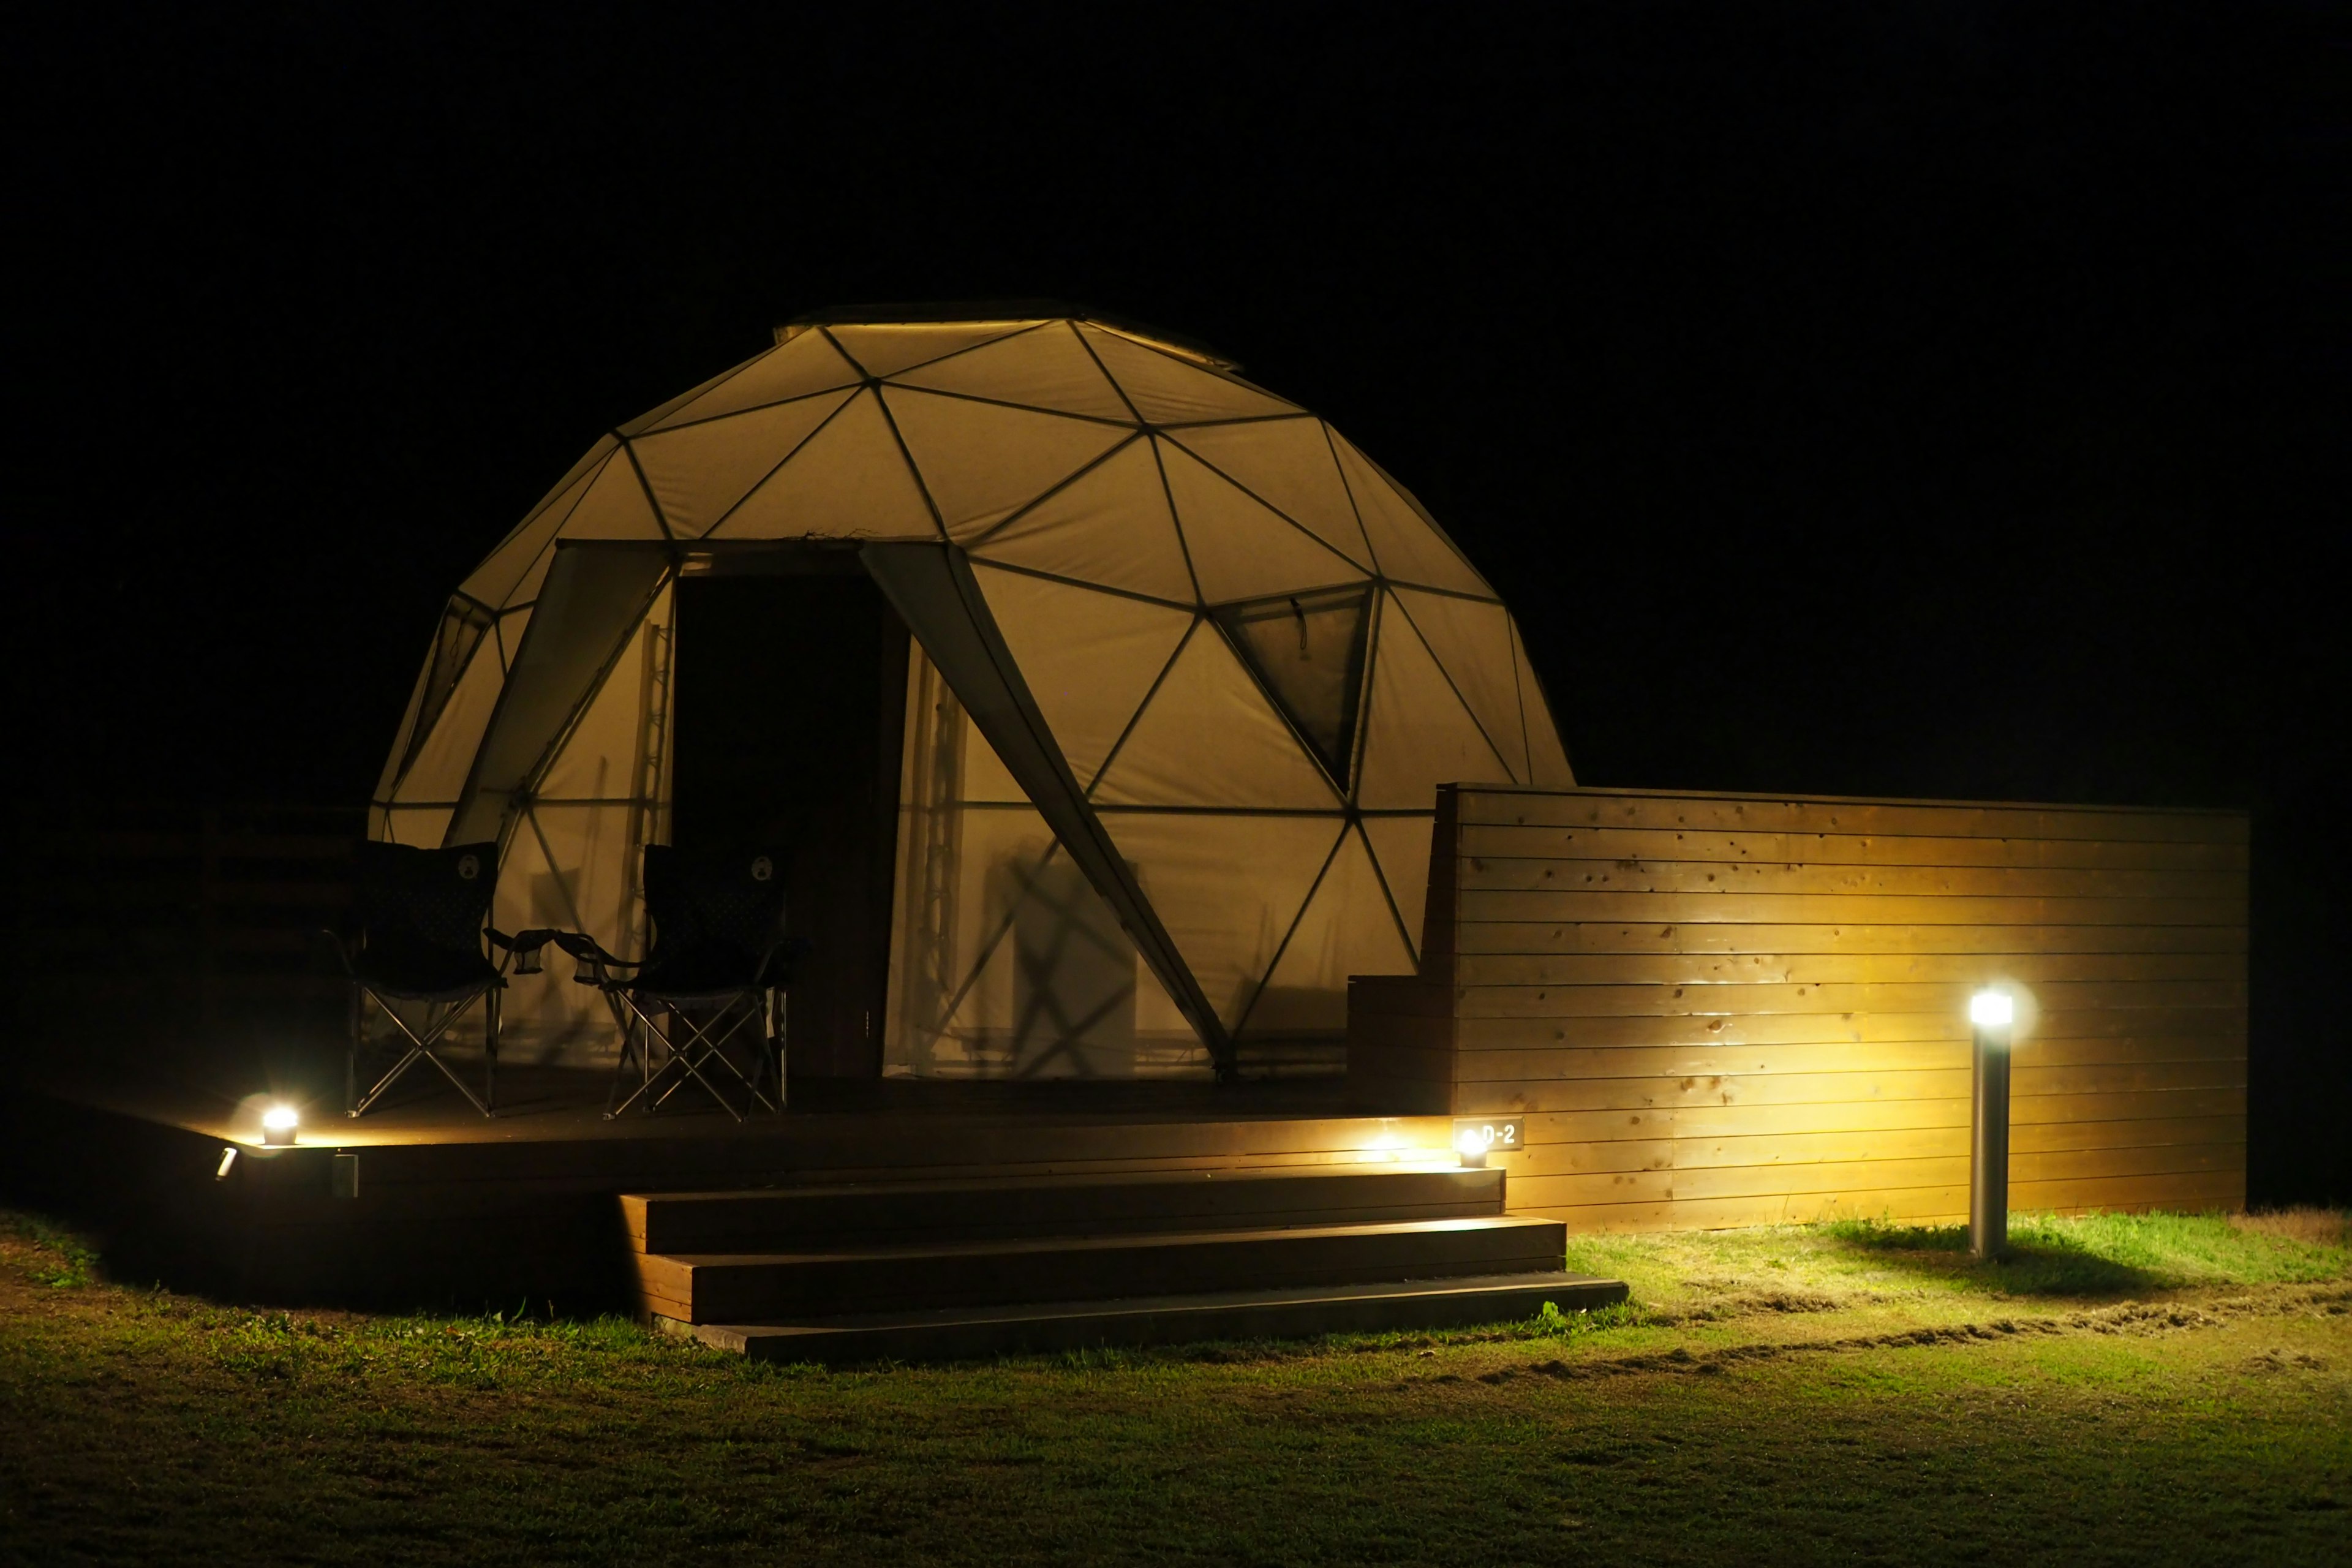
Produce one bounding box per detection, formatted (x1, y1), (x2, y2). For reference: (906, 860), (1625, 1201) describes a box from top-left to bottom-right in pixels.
(1158, 439), (1369, 605)
(1391, 586), (1531, 785)
(1248, 824), (1417, 1036)
(860, 541), (1231, 1069)
(377, 804), (454, 848)
(889, 321), (1136, 421)
(458, 442), (614, 609)
(532, 583), (671, 804)
(646, 330), (862, 431)
(493, 606), (534, 671)
(969, 563), (1195, 788)
(1096, 811), (1344, 1031)
(1076, 324), (1300, 424)
(881, 386), (1130, 541)
(379, 599), (497, 800)
(1513, 622), (1577, 787)
(489, 803), (628, 1058)
(967, 437), (1196, 603)
(1360, 813), (1438, 962)
(1355, 594), (1513, 811)
(390, 620), (511, 806)
(553, 448), (668, 541)
(1168, 419), (1374, 569)
(627, 391), (854, 539)
(1328, 431), (1494, 597)
(825, 321), (1037, 379)
(1088, 624), (1341, 810)
(707, 388), (937, 541)
(447, 546), (669, 845)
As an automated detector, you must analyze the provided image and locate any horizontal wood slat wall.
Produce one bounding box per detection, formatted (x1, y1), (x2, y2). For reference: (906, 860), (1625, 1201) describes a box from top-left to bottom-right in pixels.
(1347, 785), (2248, 1231)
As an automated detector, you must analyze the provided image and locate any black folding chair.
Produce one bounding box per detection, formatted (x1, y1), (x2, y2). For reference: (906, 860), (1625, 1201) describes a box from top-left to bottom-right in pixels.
(328, 840), (545, 1119)
(556, 845), (797, 1121)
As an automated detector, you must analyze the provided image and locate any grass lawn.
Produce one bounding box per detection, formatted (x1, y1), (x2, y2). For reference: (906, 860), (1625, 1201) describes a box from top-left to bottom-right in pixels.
(2, 1207), (2346, 1566)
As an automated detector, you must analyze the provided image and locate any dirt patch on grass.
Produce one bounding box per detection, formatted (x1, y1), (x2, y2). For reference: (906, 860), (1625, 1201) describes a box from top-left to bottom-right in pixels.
(2236, 1207), (2352, 1248)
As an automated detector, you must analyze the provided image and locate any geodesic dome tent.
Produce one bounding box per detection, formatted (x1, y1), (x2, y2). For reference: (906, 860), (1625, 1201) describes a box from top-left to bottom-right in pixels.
(371, 313), (1572, 1078)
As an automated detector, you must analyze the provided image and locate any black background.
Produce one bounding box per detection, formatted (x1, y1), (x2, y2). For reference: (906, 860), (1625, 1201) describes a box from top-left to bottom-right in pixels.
(13, 6), (2345, 1199)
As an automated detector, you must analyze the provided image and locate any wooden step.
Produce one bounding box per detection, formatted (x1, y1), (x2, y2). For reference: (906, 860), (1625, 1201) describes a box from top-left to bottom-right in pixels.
(656, 1271), (1629, 1363)
(636, 1215), (1568, 1324)
(620, 1163), (1502, 1253)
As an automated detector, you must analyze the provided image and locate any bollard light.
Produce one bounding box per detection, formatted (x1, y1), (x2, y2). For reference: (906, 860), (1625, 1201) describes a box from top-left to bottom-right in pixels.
(1968, 990), (2014, 1259)
(260, 1104), (300, 1147)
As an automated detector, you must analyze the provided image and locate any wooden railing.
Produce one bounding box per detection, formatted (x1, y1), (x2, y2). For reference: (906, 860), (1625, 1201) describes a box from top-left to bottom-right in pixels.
(5, 804), (364, 1045)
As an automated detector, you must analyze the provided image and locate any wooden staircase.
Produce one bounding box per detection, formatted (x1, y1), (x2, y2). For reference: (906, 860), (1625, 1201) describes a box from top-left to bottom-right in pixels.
(623, 1163), (1626, 1361)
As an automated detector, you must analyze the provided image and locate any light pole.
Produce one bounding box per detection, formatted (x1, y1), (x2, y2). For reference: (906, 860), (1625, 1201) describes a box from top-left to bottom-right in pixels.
(1969, 990), (2015, 1259)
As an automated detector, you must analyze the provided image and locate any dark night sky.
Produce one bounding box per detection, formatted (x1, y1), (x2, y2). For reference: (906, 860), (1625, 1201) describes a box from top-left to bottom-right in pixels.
(12, 5), (2346, 1198)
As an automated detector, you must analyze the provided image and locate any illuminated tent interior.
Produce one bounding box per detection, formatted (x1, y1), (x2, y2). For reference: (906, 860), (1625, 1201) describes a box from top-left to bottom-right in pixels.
(371, 312), (1574, 1080)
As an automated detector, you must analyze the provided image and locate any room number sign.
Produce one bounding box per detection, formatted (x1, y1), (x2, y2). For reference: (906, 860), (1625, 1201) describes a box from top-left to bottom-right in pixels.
(1452, 1117), (1523, 1157)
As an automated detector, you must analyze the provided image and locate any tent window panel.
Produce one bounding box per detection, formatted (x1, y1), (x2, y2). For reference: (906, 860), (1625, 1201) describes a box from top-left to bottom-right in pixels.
(396, 598), (496, 782)
(1212, 585), (1372, 786)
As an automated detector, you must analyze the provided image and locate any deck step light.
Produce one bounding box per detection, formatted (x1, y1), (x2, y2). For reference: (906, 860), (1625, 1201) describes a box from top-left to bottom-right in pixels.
(261, 1104), (300, 1147)
(1969, 990), (2015, 1259)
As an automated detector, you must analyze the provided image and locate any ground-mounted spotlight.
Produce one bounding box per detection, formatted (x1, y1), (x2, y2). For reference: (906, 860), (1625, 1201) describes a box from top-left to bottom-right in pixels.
(261, 1104), (300, 1147)
(1969, 990), (2014, 1259)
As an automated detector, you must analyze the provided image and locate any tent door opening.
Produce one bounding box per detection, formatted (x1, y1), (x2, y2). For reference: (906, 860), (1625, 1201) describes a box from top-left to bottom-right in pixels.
(668, 560), (909, 1079)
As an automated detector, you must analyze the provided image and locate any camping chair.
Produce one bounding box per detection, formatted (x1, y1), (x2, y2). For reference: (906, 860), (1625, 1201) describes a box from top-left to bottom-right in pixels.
(555, 845), (797, 1121)
(328, 840), (546, 1119)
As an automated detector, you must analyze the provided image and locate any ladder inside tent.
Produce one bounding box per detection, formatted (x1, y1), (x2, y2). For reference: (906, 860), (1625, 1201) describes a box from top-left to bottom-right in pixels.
(620, 617), (673, 961)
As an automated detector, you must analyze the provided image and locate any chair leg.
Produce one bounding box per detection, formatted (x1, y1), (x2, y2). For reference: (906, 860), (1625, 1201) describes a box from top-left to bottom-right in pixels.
(484, 987), (500, 1116)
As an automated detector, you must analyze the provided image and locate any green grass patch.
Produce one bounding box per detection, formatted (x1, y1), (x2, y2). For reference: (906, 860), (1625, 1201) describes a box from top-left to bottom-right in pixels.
(4, 1207), (2348, 1566)
(1563, 1208), (2352, 1316)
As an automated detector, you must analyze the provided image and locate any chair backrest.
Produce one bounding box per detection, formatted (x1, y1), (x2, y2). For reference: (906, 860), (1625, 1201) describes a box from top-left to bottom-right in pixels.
(642, 845), (787, 978)
(355, 840), (497, 958)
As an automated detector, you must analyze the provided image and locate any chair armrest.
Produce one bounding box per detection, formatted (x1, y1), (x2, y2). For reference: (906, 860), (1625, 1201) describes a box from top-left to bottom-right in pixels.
(487, 926), (559, 976)
(549, 930), (638, 987)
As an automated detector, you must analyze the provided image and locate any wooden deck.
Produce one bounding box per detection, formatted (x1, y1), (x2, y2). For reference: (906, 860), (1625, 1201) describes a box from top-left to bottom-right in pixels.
(13, 1057), (1458, 1317)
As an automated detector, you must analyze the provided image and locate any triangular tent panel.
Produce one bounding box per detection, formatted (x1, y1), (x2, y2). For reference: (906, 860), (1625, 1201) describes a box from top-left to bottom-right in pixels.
(1095, 811), (1344, 1031)
(1513, 622), (1577, 787)
(1212, 586), (1371, 786)
(891, 322), (1134, 421)
(646, 330), (863, 431)
(1169, 418), (1374, 569)
(628, 391), (853, 540)
(1089, 624), (1341, 810)
(1246, 824), (1417, 1035)
(554, 450), (668, 541)
(825, 322), (1031, 380)
(1077, 324), (1300, 424)
(967, 435), (1194, 603)
(458, 442), (615, 608)
(1359, 813), (1438, 962)
(388, 613), (510, 807)
(1159, 439), (1369, 605)
(1329, 431), (1493, 596)
(707, 390), (936, 540)
(882, 386), (1129, 541)
(1356, 592), (1513, 810)
(1392, 586), (1530, 784)
(492, 606), (533, 671)
(970, 563), (1194, 788)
